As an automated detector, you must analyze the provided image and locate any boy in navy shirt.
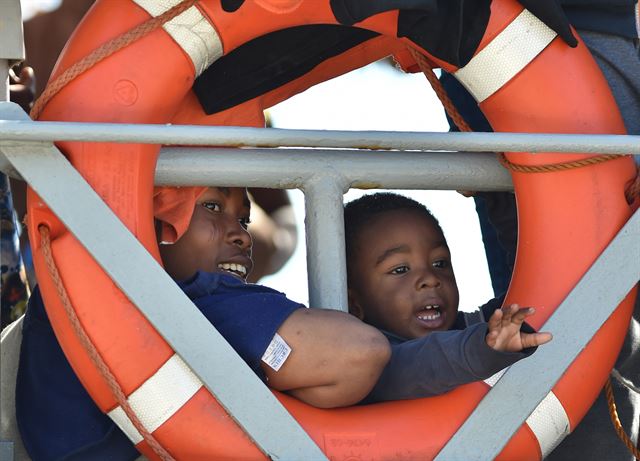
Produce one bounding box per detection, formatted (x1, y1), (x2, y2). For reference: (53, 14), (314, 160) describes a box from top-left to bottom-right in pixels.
(344, 192), (550, 401)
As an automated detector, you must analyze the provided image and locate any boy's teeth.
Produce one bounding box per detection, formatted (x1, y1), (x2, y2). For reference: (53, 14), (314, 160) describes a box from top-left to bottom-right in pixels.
(417, 311), (441, 321)
(218, 263), (247, 275)
(417, 304), (442, 321)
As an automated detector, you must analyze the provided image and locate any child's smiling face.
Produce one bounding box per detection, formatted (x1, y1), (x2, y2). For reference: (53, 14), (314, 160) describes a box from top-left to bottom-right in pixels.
(348, 209), (459, 339)
(159, 187), (253, 281)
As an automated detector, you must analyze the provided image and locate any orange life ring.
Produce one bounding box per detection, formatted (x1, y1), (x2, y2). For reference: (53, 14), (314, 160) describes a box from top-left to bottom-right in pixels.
(27, 0), (637, 459)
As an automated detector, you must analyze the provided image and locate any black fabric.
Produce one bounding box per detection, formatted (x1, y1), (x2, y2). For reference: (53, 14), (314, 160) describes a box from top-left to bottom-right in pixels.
(440, 72), (518, 295)
(458, 295), (505, 329)
(517, 0), (578, 46)
(331, 0), (436, 26)
(472, 195), (513, 295)
(16, 287), (140, 461)
(221, 0), (244, 13)
(193, 25), (378, 115)
(397, 0), (491, 67)
(560, 0), (638, 38)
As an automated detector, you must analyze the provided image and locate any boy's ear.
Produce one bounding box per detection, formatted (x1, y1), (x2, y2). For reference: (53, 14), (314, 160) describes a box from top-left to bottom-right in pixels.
(347, 288), (365, 320)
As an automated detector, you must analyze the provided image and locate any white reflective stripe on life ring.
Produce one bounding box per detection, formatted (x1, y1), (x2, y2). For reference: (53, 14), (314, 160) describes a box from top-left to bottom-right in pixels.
(484, 368), (571, 457)
(454, 9), (557, 103)
(108, 353), (203, 444)
(483, 368), (508, 388)
(133, 0), (223, 77)
(526, 391), (571, 458)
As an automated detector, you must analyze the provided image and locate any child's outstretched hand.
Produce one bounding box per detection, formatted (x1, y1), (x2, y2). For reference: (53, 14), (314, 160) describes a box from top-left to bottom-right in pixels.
(485, 304), (552, 352)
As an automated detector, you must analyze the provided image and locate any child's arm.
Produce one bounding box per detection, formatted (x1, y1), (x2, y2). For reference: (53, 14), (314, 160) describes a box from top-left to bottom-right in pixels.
(364, 306), (551, 403)
(263, 308), (391, 408)
(485, 303), (552, 352)
(364, 320), (545, 403)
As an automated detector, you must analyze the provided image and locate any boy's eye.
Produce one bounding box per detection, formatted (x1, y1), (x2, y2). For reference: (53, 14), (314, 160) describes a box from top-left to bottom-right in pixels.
(389, 265), (409, 275)
(201, 201), (222, 212)
(239, 217), (251, 230)
(433, 259), (449, 269)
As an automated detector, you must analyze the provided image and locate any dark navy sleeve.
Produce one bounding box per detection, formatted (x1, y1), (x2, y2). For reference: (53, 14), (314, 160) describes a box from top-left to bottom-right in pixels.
(15, 288), (139, 461)
(363, 323), (534, 403)
(184, 274), (303, 380)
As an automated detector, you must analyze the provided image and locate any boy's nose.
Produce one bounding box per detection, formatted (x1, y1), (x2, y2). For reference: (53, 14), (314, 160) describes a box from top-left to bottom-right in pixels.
(227, 221), (252, 250)
(416, 268), (440, 290)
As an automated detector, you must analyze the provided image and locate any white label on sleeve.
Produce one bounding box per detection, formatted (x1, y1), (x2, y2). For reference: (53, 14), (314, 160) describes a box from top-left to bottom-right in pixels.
(261, 333), (291, 372)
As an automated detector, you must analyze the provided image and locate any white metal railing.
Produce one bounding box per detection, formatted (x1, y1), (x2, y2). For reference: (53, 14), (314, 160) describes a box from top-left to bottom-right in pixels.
(1, 2), (639, 454)
(0, 1), (640, 450)
(1, 118), (640, 154)
(1, 101), (639, 460)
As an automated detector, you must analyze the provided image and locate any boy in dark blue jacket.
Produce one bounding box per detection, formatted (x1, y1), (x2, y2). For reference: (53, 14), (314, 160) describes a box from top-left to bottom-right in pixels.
(344, 192), (550, 402)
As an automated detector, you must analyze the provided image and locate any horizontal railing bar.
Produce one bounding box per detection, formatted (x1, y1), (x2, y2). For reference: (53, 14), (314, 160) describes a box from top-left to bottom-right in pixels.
(155, 148), (513, 191)
(1, 118), (639, 154)
(1, 145), (513, 188)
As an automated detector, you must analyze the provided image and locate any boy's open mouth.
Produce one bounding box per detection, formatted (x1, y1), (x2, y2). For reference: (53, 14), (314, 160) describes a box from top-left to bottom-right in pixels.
(415, 304), (445, 329)
(218, 262), (248, 279)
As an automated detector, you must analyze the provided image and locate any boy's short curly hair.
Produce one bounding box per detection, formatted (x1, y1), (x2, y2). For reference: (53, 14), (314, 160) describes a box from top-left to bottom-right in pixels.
(344, 193), (444, 275)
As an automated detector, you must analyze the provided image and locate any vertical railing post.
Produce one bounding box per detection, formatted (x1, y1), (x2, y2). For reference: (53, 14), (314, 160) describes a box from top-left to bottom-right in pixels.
(0, 61), (8, 102)
(0, 1), (23, 459)
(303, 174), (349, 311)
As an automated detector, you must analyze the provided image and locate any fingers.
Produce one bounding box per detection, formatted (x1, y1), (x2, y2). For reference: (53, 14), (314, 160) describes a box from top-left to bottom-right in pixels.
(487, 303), (548, 351)
(485, 328), (499, 348)
(487, 304), (525, 333)
(500, 303), (536, 324)
(487, 306), (503, 332)
(499, 303), (516, 325)
(511, 306), (535, 324)
(521, 332), (553, 348)
(485, 310), (501, 349)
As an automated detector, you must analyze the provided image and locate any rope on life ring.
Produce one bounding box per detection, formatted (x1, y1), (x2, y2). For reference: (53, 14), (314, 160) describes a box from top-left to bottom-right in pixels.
(29, 4), (202, 459)
(411, 47), (640, 207)
(605, 378), (640, 460)
(38, 225), (175, 461)
(414, 49), (635, 172)
(496, 154), (639, 206)
(30, 0), (197, 121)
